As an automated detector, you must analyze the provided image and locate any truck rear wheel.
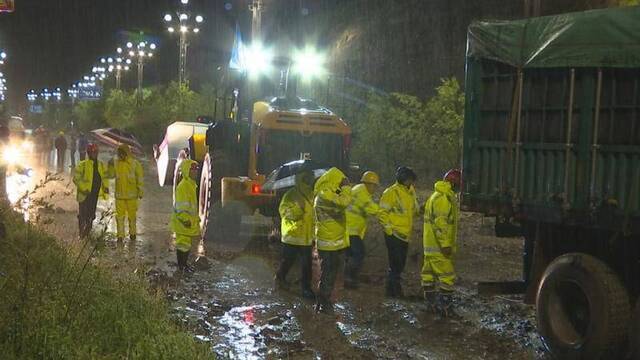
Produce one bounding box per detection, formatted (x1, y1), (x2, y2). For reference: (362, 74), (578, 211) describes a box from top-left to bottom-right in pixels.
(536, 253), (631, 359)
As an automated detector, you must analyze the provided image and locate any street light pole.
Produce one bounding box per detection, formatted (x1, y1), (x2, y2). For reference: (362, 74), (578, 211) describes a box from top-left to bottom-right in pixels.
(179, 28), (188, 85)
(126, 41), (155, 102)
(164, 0), (203, 87)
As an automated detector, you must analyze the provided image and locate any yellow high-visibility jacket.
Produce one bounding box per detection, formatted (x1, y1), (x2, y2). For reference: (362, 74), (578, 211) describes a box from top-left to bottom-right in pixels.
(279, 184), (314, 246)
(108, 145), (144, 200)
(346, 184), (388, 239)
(423, 180), (459, 252)
(314, 167), (352, 251)
(379, 182), (418, 242)
(170, 160), (200, 237)
(73, 159), (109, 202)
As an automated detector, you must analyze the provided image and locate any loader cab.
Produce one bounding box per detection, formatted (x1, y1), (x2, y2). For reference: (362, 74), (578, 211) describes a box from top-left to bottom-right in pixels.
(248, 96), (351, 180)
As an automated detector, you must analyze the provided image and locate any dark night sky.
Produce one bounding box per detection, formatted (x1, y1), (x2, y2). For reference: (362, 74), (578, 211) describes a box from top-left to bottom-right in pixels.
(0, 0), (251, 112)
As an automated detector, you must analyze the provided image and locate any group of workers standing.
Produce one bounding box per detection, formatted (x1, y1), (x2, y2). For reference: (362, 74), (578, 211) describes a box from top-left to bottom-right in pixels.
(72, 143), (143, 242)
(34, 126), (89, 173)
(276, 166), (462, 314)
(72, 144), (461, 315)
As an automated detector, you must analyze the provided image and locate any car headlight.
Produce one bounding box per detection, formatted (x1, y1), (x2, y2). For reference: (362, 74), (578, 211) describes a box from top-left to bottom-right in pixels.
(2, 146), (22, 165)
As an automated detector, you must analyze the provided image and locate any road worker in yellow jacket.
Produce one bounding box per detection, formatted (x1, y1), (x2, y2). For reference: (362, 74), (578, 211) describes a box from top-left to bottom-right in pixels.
(313, 167), (351, 313)
(275, 170), (315, 299)
(108, 144), (143, 242)
(171, 160), (200, 273)
(73, 143), (109, 238)
(379, 166), (418, 297)
(422, 169), (461, 314)
(344, 171), (388, 288)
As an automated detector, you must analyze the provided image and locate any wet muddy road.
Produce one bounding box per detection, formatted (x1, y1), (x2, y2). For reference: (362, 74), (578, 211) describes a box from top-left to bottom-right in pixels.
(20, 157), (547, 359)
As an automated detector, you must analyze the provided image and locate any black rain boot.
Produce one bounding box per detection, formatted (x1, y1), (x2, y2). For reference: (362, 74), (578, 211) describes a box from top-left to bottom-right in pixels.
(423, 286), (437, 313)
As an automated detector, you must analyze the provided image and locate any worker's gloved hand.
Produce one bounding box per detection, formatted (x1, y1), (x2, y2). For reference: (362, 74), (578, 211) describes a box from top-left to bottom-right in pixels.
(384, 226), (393, 236)
(441, 247), (452, 257)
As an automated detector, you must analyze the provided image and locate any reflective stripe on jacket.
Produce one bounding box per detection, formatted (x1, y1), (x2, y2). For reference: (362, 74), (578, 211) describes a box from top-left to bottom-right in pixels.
(170, 160), (200, 237)
(73, 159), (108, 202)
(346, 184), (387, 239)
(379, 182), (418, 242)
(423, 180), (459, 253)
(314, 167), (351, 251)
(108, 146), (143, 200)
(279, 185), (313, 246)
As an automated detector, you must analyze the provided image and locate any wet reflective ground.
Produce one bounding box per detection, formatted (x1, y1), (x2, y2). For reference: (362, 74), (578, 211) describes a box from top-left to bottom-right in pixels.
(23, 157), (545, 359)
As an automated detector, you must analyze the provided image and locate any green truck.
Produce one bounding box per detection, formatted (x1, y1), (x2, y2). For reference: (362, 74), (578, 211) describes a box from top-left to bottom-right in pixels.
(462, 7), (640, 358)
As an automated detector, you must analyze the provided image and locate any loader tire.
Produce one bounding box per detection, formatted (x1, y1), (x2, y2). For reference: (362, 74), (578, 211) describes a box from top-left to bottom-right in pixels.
(536, 253), (630, 359)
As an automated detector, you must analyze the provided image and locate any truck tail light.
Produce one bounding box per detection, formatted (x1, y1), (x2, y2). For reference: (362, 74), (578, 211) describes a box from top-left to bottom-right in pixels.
(251, 183), (261, 194)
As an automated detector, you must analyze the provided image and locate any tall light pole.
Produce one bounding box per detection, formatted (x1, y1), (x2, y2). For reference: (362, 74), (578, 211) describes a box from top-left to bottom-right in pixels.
(102, 52), (132, 90)
(164, 0), (204, 86)
(249, 0), (264, 41)
(126, 41), (156, 100)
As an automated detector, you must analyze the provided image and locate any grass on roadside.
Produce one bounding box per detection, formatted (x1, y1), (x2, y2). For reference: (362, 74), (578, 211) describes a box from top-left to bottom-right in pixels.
(0, 204), (213, 359)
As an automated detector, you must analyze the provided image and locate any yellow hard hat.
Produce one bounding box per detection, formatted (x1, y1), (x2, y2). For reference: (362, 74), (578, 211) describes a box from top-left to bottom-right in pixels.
(360, 171), (380, 185)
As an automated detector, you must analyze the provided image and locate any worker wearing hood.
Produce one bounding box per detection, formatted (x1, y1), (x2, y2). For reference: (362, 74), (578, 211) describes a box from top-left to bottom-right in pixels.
(422, 169), (461, 315)
(171, 159), (200, 273)
(313, 167), (351, 313)
(276, 170), (315, 299)
(108, 144), (144, 242)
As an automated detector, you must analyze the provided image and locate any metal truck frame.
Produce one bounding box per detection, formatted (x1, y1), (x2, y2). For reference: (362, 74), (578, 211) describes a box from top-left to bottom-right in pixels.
(463, 7), (640, 358)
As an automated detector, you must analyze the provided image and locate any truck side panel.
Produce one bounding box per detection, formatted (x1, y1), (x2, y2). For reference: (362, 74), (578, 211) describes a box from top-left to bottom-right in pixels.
(463, 59), (640, 233)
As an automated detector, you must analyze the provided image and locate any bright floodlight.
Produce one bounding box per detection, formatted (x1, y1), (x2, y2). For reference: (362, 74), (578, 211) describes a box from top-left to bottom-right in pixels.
(180, 25), (188, 33)
(126, 42), (133, 48)
(117, 47), (123, 54)
(129, 51), (135, 57)
(139, 42), (146, 48)
(168, 26), (175, 33)
(179, 13), (188, 21)
(293, 47), (326, 80)
(245, 42), (273, 77)
(0, 52), (6, 59)
(193, 28), (200, 33)
(164, 14), (172, 22)
(126, 59), (132, 64)
(196, 15), (203, 23)
(150, 43), (157, 50)
(124, 66), (130, 71)
(181, 0), (189, 4)
(138, 50), (145, 57)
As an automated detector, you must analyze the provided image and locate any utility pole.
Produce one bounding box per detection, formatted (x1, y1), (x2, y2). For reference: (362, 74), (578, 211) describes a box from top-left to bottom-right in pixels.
(179, 30), (188, 85)
(249, 0), (263, 41)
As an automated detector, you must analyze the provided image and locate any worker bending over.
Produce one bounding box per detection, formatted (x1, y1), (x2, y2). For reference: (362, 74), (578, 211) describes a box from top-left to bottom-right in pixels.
(314, 167), (352, 313)
(344, 171), (388, 288)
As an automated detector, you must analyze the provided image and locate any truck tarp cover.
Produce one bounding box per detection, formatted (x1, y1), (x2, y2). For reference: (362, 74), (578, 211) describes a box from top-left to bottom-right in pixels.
(467, 6), (640, 68)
